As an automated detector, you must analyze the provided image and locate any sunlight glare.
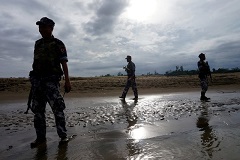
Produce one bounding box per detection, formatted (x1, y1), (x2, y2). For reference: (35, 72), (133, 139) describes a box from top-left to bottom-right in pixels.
(125, 0), (157, 22)
(130, 126), (146, 140)
(123, 0), (171, 23)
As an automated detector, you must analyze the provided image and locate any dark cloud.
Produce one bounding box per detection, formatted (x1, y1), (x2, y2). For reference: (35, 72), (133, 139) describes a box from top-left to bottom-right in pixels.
(214, 41), (240, 58)
(205, 40), (240, 69)
(0, 27), (33, 59)
(56, 22), (77, 40)
(84, 0), (129, 35)
(1, 0), (240, 77)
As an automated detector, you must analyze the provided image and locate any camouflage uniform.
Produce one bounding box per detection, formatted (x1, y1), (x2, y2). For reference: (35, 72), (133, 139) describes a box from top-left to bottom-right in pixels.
(31, 36), (68, 140)
(198, 60), (209, 93)
(197, 58), (212, 101)
(121, 61), (138, 98)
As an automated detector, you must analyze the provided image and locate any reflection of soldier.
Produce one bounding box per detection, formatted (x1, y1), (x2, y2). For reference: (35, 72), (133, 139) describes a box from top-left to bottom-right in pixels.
(121, 99), (138, 129)
(121, 100), (141, 156)
(30, 17), (71, 148)
(198, 53), (211, 101)
(196, 103), (220, 158)
(33, 142), (47, 160)
(119, 55), (138, 100)
(56, 142), (68, 159)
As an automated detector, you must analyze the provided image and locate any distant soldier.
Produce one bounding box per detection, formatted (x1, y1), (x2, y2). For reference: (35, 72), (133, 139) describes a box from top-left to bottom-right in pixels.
(30, 17), (71, 148)
(119, 55), (138, 100)
(198, 53), (211, 101)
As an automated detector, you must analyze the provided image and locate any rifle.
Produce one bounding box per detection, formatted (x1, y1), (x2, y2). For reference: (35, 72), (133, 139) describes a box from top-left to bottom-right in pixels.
(25, 71), (34, 114)
(24, 83), (66, 114)
(25, 86), (33, 114)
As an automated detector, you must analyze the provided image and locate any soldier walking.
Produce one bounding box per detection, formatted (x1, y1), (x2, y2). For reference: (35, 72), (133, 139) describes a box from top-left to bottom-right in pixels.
(119, 55), (138, 100)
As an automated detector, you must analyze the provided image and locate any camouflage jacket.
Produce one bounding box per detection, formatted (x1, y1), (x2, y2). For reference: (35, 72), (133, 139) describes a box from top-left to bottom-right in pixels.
(32, 36), (68, 77)
(197, 60), (210, 79)
(125, 61), (136, 77)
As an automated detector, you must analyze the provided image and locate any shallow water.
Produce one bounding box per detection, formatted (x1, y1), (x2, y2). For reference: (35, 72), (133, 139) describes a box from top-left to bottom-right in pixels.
(1, 90), (240, 159)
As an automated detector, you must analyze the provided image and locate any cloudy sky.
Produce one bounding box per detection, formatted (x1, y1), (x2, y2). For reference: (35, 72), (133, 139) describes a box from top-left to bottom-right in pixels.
(1, 0), (240, 78)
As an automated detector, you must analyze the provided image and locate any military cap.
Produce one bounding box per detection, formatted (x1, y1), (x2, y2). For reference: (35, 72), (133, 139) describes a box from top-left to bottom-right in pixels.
(125, 55), (132, 59)
(36, 17), (55, 27)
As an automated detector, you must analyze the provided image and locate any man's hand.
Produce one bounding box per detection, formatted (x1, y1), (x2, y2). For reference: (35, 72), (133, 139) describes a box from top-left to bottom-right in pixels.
(128, 76), (134, 81)
(61, 61), (71, 93)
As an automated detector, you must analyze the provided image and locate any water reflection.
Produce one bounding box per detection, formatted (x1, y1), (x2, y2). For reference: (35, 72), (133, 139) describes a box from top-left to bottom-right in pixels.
(196, 102), (220, 159)
(120, 99), (143, 157)
(33, 142), (47, 160)
(120, 99), (138, 133)
(126, 139), (142, 157)
(55, 142), (69, 160)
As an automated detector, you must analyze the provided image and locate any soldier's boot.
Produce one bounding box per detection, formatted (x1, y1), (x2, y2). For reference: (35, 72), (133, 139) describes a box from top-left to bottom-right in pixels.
(133, 97), (138, 100)
(119, 95), (125, 99)
(119, 92), (127, 99)
(204, 96), (210, 100)
(200, 92), (205, 100)
(59, 136), (69, 145)
(200, 92), (210, 101)
(133, 89), (138, 100)
(30, 137), (46, 148)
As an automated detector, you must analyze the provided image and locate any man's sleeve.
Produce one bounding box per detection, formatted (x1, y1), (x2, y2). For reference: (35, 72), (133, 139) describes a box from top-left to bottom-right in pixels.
(130, 62), (136, 74)
(197, 61), (203, 70)
(56, 39), (68, 62)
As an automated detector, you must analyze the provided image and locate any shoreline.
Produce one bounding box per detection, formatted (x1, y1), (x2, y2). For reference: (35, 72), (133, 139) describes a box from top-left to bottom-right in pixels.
(1, 72), (240, 102)
(1, 83), (240, 159)
(1, 84), (240, 103)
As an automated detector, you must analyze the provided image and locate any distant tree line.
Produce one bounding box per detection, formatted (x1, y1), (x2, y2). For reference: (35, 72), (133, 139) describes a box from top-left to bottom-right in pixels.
(99, 66), (240, 77)
(165, 66), (240, 76)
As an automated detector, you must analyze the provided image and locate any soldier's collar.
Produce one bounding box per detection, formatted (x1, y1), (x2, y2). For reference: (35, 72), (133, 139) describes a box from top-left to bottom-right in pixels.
(42, 35), (55, 41)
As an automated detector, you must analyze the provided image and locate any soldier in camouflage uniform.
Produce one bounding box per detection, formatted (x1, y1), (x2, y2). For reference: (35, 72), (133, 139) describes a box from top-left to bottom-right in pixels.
(30, 17), (71, 148)
(198, 53), (211, 101)
(119, 55), (138, 100)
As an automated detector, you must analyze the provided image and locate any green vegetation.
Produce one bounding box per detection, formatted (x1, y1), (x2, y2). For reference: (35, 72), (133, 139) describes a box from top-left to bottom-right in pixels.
(99, 66), (240, 77)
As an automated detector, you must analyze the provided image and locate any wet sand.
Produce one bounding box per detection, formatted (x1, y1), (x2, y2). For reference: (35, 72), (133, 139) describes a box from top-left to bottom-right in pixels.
(1, 87), (240, 160)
